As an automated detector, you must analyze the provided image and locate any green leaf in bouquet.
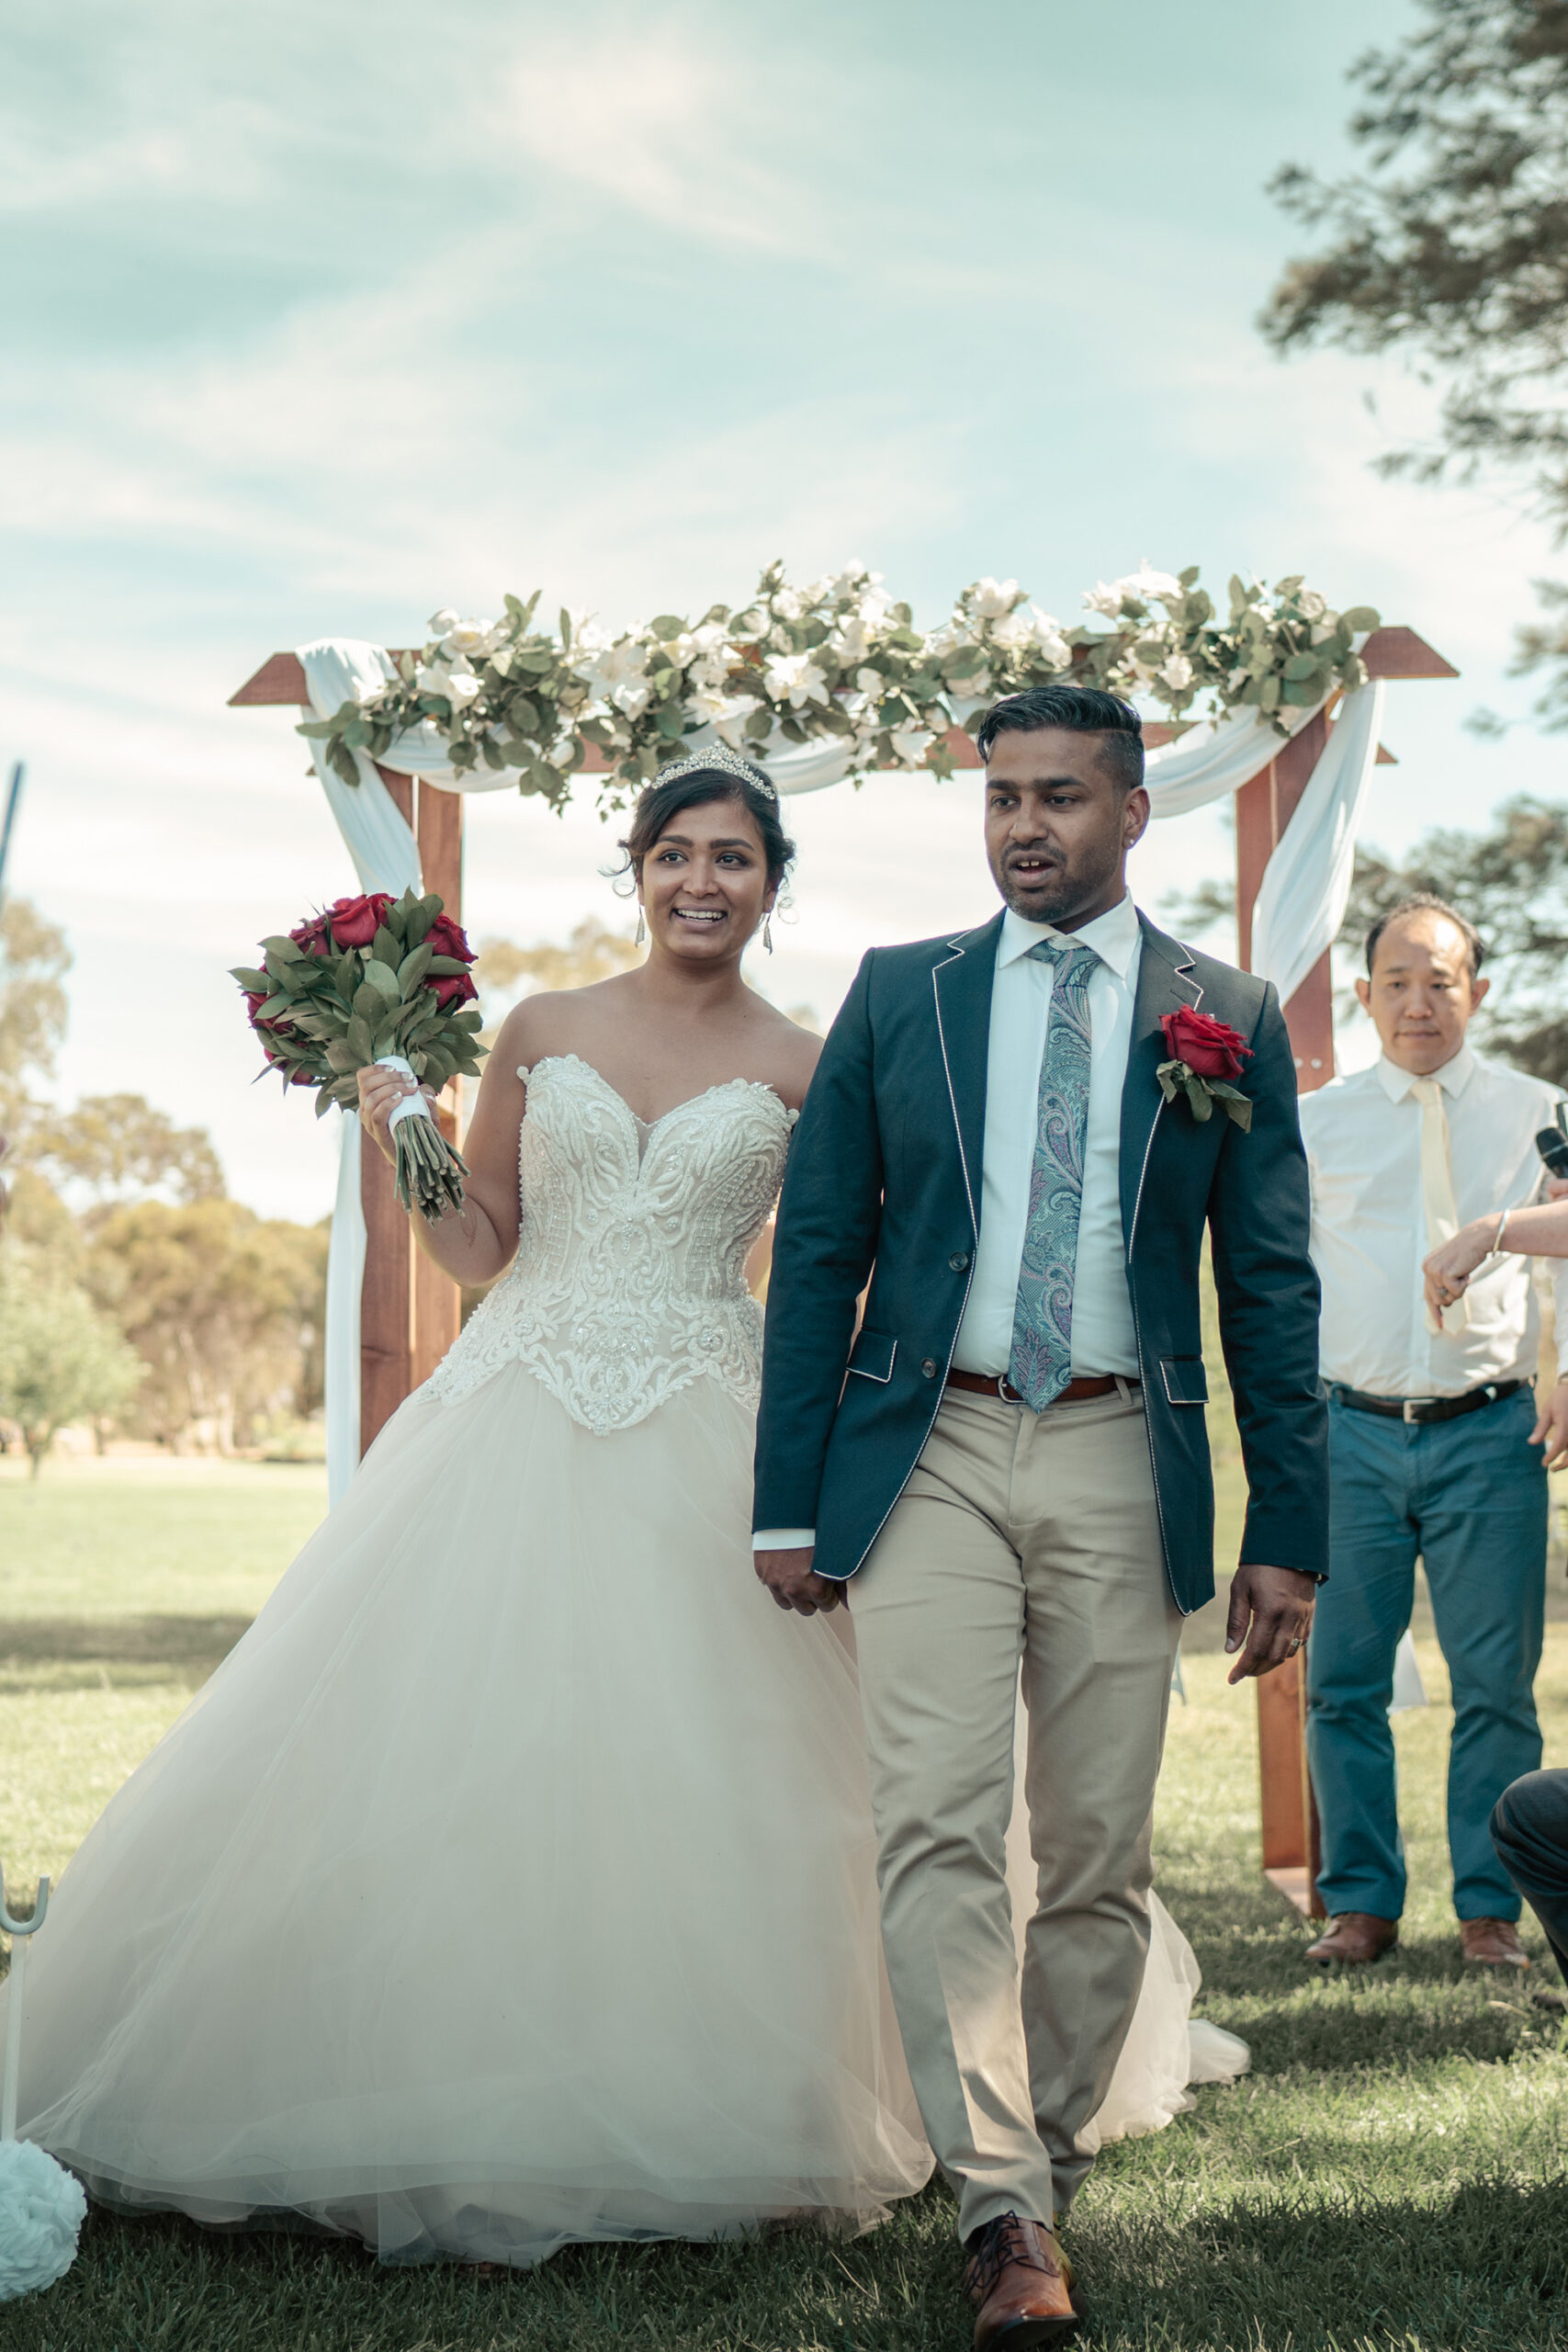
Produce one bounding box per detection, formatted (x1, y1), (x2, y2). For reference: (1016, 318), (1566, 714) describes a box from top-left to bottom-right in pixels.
(397, 944), (434, 991)
(424, 954), (470, 977)
(314, 1088), (336, 1118)
(370, 925), (400, 966)
(346, 1014), (376, 1064)
(373, 1027), (400, 1059)
(325, 1039), (356, 1071)
(257, 993), (295, 1023)
(363, 957), (400, 1001)
(352, 981), (385, 1023)
(261, 935), (304, 961)
(231, 966), (271, 992)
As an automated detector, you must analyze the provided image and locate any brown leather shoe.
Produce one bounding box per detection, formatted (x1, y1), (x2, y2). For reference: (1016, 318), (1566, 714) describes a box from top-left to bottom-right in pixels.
(963, 2212), (1077, 2348)
(1304, 1913), (1399, 1967)
(1461, 1917), (1529, 1968)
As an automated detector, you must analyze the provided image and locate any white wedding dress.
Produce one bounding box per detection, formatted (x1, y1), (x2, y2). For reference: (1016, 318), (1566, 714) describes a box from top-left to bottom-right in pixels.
(6, 1054), (1241, 2265)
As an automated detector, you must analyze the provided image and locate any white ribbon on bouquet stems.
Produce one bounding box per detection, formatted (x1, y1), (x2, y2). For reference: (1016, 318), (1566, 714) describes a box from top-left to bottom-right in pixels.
(299, 639), (1384, 1502)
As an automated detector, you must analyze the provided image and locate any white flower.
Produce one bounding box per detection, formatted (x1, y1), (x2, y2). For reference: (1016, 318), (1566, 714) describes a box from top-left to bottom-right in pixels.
(1158, 652), (1194, 692)
(890, 725), (935, 766)
(989, 609), (1034, 650)
(1086, 562), (1183, 619)
(773, 588), (806, 621)
(967, 576), (1021, 621)
(445, 667), (482, 707)
(427, 607), (459, 638)
(440, 616), (497, 658)
(829, 613), (872, 664)
(763, 651), (829, 707)
(579, 637), (649, 695)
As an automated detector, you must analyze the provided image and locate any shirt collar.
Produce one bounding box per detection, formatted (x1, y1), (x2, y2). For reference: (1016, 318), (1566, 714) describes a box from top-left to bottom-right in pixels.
(997, 892), (1141, 980)
(1374, 1041), (1477, 1103)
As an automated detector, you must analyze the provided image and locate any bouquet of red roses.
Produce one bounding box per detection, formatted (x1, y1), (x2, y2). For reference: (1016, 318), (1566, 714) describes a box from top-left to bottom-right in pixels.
(233, 888), (487, 1221)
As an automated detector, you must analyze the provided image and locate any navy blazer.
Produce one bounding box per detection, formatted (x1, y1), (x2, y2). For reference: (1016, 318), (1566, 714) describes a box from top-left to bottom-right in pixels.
(752, 910), (1328, 1613)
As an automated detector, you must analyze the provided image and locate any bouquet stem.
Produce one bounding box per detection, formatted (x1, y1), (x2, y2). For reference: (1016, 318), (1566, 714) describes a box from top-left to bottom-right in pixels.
(379, 1056), (469, 1223)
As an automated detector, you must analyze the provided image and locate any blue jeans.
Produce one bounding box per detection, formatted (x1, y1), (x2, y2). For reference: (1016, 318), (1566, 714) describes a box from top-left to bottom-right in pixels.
(1306, 1387), (1546, 1923)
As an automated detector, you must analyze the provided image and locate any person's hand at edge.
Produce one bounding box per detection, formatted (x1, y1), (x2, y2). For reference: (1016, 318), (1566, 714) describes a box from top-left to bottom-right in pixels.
(1224, 1563), (1316, 1685)
(1532, 1377), (1568, 1473)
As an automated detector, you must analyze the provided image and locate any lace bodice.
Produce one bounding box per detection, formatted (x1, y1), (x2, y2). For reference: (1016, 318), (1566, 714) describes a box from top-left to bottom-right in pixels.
(425, 1054), (796, 1433)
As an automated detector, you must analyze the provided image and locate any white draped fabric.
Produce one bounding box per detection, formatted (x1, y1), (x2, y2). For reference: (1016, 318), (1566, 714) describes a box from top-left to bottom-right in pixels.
(299, 639), (1382, 1495)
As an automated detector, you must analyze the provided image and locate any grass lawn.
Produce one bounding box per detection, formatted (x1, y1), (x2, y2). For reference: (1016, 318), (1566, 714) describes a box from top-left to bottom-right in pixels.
(5, 1454), (1568, 2348)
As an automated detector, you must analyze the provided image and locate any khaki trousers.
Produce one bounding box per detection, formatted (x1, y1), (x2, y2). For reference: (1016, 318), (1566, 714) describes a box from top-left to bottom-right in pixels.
(850, 1384), (1181, 2239)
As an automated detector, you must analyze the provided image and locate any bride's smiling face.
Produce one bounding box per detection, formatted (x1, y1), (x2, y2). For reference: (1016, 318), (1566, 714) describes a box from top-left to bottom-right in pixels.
(639, 795), (775, 964)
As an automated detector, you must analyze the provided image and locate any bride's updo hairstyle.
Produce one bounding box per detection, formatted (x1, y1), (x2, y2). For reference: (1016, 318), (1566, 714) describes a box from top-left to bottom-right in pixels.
(615, 748), (796, 890)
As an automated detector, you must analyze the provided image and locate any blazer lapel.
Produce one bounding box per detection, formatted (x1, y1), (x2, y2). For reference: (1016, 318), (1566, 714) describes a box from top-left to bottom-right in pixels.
(931, 911), (1002, 1239)
(1119, 913), (1203, 1245)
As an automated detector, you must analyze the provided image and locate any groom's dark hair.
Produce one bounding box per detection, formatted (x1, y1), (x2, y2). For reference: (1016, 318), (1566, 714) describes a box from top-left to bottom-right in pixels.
(976, 685), (1144, 796)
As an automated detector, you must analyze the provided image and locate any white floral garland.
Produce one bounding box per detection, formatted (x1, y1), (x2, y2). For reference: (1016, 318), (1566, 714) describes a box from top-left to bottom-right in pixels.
(301, 560), (1380, 809)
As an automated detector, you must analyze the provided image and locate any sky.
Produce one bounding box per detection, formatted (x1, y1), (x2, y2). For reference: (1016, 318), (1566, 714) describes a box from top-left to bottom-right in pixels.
(6, 0), (1566, 1222)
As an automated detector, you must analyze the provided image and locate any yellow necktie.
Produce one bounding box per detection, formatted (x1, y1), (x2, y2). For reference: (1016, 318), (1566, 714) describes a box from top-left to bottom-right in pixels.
(1410, 1076), (1467, 1336)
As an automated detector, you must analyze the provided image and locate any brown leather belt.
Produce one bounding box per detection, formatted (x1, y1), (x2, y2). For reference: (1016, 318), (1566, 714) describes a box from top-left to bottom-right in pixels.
(944, 1369), (1135, 1406)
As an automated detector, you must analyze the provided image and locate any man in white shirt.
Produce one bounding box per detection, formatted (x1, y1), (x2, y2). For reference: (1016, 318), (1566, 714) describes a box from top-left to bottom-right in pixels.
(753, 685), (1325, 2344)
(1299, 895), (1568, 1970)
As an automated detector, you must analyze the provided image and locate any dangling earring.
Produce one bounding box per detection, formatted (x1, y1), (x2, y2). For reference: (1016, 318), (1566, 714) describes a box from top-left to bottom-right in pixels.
(763, 910), (774, 955)
(635, 904), (647, 948)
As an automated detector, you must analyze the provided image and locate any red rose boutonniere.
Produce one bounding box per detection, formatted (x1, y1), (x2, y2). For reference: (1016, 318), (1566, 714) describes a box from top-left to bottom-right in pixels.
(1157, 1007), (1254, 1131)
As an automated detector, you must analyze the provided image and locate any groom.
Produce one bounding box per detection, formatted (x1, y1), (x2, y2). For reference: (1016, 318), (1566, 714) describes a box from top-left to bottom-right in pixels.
(753, 685), (1326, 2344)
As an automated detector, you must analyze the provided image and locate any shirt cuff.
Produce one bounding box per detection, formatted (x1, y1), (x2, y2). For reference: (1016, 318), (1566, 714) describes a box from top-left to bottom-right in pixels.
(752, 1529), (816, 1551)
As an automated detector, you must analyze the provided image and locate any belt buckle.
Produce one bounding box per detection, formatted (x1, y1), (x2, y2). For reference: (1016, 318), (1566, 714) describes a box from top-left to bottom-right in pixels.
(998, 1377), (1023, 1404)
(1403, 1397), (1436, 1424)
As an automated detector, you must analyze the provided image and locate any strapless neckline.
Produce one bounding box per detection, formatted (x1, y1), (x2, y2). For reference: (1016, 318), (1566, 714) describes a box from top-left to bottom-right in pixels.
(521, 1052), (794, 1137)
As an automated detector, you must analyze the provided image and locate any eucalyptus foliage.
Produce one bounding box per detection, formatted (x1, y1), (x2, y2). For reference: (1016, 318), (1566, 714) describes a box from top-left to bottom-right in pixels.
(300, 562), (1379, 813)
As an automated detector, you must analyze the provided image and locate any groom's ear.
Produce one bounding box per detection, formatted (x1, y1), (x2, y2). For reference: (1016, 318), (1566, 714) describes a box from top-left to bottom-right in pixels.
(1122, 785), (1151, 851)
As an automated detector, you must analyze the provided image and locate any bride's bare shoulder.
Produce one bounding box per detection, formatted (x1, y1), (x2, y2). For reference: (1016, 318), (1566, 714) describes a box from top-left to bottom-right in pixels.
(499, 978), (630, 1071)
(749, 998), (823, 1113)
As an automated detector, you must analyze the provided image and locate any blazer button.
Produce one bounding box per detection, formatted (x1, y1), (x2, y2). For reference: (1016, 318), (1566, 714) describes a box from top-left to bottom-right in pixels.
(921, 1358), (938, 1379)
(949, 1251), (969, 1272)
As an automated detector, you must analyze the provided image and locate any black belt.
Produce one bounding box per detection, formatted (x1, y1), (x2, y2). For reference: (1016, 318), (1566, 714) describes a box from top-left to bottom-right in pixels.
(1328, 1378), (1524, 1427)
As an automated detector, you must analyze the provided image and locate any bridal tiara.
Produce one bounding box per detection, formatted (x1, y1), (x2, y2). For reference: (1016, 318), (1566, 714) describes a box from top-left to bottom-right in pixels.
(652, 744), (779, 802)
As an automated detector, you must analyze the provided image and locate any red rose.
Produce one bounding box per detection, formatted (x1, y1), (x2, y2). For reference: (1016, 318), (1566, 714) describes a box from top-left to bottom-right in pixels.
(327, 892), (394, 949)
(430, 969), (479, 1012)
(1159, 1006), (1252, 1082)
(244, 990), (293, 1039)
(423, 910), (475, 964)
(288, 910), (333, 959)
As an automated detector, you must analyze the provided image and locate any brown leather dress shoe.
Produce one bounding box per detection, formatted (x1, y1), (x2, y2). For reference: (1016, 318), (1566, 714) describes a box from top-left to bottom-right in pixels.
(1304, 1912), (1399, 1968)
(1461, 1917), (1529, 1967)
(963, 2212), (1077, 2349)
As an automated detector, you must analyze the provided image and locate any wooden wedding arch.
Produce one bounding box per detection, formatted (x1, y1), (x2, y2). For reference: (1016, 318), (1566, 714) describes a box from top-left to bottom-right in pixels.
(231, 625), (1458, 1913)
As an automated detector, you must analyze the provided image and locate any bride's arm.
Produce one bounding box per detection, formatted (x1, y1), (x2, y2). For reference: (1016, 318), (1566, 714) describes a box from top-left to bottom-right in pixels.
(356, 1004), (532, 1283)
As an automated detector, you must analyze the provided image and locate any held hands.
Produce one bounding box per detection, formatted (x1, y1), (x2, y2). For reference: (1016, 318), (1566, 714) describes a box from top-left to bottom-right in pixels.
(753, 1546), (844, 1617)
(355, 1064), (437, 1167)
(1224, 1563), (1316, 1685)
(1532, 1378), (1568, 1472)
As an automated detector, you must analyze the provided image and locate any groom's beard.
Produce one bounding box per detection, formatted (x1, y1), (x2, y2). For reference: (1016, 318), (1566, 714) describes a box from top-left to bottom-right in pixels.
(995, 844), (1119, 928)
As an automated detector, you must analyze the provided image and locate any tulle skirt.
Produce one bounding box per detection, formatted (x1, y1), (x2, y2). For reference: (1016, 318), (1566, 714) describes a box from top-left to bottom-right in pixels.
(7, 1365), (932, 2265)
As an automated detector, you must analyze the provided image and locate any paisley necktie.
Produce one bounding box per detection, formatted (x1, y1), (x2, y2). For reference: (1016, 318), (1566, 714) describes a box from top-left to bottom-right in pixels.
(1009, 940), (1100, 1410)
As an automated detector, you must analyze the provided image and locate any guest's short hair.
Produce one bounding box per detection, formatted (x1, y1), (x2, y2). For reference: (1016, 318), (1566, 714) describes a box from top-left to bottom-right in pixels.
(1365, 893), (1485, 978)
(976, 685), (1145, 796)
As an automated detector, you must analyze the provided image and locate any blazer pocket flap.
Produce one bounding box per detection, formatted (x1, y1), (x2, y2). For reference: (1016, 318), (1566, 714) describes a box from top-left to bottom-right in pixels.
(1160, 1356), (1209, 1406)
(847, 1329), (897, 1384)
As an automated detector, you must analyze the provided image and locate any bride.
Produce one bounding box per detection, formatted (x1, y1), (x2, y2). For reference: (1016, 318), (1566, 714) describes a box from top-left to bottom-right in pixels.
(6, 747), (1235, 2268)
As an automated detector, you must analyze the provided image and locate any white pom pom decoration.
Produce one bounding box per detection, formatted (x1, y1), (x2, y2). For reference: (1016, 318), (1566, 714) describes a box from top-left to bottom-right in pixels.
(0, 2138), (85, 2301)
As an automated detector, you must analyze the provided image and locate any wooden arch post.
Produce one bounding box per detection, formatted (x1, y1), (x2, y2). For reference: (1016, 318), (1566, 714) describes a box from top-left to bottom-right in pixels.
(230, 656), (467, 1453)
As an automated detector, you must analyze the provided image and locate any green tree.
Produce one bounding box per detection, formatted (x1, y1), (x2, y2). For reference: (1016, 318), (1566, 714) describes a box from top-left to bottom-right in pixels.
(0, 1245), (142, 1476)
(0, 896), (70, 1135)
(85, 1200), (328, 1453)
(28, 1092), (225, 1215)
(1262, 1), (1568, 717)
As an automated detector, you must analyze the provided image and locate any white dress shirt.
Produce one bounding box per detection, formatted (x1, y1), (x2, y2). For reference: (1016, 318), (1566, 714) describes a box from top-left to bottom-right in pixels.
(1298, 1043), (1568, 1397)
(951, 895), (1142, 1378)
(755, 896), (1143, 1551)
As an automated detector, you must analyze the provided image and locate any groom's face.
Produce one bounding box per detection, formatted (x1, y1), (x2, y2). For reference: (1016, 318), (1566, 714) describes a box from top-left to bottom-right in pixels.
(983, 728), (1149, 930)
